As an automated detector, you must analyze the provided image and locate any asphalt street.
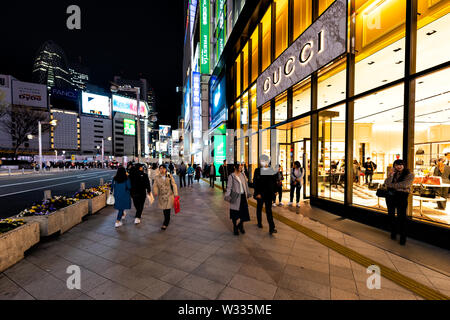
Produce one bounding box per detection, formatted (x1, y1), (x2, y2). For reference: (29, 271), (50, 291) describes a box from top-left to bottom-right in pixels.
(0, 169), (116, 219)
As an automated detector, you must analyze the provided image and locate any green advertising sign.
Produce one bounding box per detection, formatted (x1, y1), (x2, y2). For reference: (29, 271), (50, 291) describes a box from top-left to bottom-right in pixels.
(200, 0), (210, 74)
(214, 133), (226, 176)
(124, 119), (136, 136)
(215, 0), (226, 64)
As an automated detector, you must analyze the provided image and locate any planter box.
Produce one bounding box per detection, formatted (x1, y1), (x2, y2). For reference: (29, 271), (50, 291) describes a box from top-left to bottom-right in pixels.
(0, 222), (40, 272)
(19, 200), (89, 237)
(88, 192), (107, 215)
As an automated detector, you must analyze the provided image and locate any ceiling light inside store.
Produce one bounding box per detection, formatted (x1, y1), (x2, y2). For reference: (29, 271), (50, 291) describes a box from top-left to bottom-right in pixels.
(368, 61), (375, 65)
(426, 30), (437, 36)
(395, 61), (403, 64)
(393, 48), (402, 52)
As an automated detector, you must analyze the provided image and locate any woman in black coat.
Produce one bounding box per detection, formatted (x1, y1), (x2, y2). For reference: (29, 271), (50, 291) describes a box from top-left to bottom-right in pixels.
(129, 163), (152, 225)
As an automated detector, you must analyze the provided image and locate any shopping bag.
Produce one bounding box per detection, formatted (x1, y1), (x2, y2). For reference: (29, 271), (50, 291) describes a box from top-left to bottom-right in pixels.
(174, 196), (180, 214)
(106, 193), (115, 205)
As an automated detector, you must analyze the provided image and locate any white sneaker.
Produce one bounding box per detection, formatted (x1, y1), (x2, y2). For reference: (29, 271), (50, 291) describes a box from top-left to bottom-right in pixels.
(115, 221), (123, 228)
(288, 202), (293, 206)
(296, 203), (301, 208)
(134, 218), (141, 224)
(272, 203), (277, 207)
(121, 212), (127, 220)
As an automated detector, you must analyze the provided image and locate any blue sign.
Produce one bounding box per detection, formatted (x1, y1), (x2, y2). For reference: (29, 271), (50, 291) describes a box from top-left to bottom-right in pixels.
(50, 87), (79, 112)
(209, 75), (227, 129)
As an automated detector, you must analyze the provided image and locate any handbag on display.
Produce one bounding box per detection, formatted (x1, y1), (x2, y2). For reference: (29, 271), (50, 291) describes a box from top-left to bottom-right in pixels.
(106, 193), (115, 205)
(419, 187), (436, 198)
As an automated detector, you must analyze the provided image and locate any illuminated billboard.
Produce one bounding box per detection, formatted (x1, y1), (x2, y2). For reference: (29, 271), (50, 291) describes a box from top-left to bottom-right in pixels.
(81, 92), (110, 116)
(112, 95), (147, 117)
(209, 75), (227, 129)
(159, 125), (171, 138)
(200, 0), (210, 74)
(192, 71), (201, 139)
(123, 119), (136, 136)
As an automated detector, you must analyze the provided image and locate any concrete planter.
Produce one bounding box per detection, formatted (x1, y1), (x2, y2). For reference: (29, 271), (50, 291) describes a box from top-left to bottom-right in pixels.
(88, 192), (107, 215)
(20, 200), (89, 237)
(0, 222), (40, 272)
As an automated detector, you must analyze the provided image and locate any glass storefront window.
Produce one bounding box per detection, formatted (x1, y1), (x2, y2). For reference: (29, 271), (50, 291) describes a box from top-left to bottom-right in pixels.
(319, 0), (335, 16)
(274, 92), (288, 124)
(318, 104), (346, 202)
(354, 0), (406, 95)
(251, 85), (258, 130)
(352, 84), (404, 210)
(416, 1), (450, 72)
(260, 129), (271, 158)
(318, 58), (346, 109)
(293, 118), (311, 198)
(243, 43), (249, 91)
(275, 0), (288, 58)
(236, 100), (241, 139)
(293, 0), (311, 41)
(251, 26), (259, 83)
(293, 77), (311, 117)
(261, 6), (272, 71)
(413, 67), (450, 227)
(236, 55), (241, 98)
(241, 91), (249, 132)
(261, 102), (271, 130)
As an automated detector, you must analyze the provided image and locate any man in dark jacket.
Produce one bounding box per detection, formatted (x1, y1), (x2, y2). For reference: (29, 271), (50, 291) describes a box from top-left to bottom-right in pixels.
(178, 162), (187, 188)
(253, 156), (277, 234)
(129, 163), (151, 224)
(363, 157), (377, 184)
(219, 160), (229, 193)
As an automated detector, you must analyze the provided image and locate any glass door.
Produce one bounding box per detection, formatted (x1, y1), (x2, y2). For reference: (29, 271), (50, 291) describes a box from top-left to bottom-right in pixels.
(293, 138), (311, 199)
(278, 143), (292, 191)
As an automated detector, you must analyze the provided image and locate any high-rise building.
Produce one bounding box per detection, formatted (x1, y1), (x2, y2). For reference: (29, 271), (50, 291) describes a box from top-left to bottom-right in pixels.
(32, 41), (73, 90)
(69, 59), (90, 91)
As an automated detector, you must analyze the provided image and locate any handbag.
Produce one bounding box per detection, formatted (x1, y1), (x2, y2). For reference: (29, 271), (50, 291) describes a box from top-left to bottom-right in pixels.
(174, 196), (180, 214)
(376, 185), (395, 198)
(224, 175), (240, 203)
(146, 193), (154, 205)
(106, 193), (115, 205)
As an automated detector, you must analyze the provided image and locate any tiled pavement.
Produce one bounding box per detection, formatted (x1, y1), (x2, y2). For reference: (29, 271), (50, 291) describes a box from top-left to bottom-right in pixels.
(1, 179), (449, 300)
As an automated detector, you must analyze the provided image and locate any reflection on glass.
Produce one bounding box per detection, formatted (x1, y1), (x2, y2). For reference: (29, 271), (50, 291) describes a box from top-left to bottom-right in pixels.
(413, 67), (450, 227)
(318, 105), (346, 202)
(251, 26), (259, 83)
(261, 6), (272, 71)
(293, 77), (311, 117)
(275, 0), (288, 58)
(293, 0), (311, 41)
(352, 84), (404, 210)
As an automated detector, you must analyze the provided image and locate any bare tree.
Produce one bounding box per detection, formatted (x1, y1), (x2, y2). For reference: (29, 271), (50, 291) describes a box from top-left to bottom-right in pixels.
(0, 104), (50, 160)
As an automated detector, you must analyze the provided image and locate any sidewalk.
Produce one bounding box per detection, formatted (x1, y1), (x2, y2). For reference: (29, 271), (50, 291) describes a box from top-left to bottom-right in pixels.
(0, 179), (449, 300)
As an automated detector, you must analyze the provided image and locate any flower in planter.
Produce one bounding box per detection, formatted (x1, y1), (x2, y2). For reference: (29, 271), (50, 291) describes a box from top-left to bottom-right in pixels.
(0, 218), (26, 234)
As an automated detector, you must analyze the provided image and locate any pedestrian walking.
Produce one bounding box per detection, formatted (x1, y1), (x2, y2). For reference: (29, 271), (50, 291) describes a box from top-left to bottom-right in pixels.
(178, 161), (187, 188)
(253, 155), (277, 234)
(195, 164), (202, 183)
(187, 164), (194, 187)
(224, 163), (251, 236)
(129, 163), (152, 224)
(209, 162), (216, 188)
(219, 160), (229, 193)
(384, 159), (414, 245)
(363, 157), (377, 184)
(168, 162), (175, 175)
(111, 166), (132, 228)
(289, 161), (305, 208)
(148, 163), (159, 185)
(153, 164), (179, 230)
(273, 166), (284, 206)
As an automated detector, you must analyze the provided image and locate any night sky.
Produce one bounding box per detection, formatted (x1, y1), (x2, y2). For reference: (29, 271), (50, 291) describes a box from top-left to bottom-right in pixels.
(0, 1), (185, 128)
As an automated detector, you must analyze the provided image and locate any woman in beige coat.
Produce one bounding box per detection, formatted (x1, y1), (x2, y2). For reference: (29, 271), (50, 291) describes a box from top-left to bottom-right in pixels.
(153, 164), (178, 230)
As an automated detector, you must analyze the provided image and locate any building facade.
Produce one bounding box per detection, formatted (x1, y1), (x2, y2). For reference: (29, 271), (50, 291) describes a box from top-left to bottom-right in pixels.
(182, 0), (450, 247)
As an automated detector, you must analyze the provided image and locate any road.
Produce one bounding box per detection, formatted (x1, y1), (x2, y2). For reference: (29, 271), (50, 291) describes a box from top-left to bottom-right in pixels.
(0, 169), (116, 219)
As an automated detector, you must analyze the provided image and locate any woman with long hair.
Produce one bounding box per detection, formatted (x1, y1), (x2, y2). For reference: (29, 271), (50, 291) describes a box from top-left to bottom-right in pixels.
(225, 163), (251, 235)
(153, 164), (178, 230)
(111, 166), (131, 228)
(384, 159), (414, 245)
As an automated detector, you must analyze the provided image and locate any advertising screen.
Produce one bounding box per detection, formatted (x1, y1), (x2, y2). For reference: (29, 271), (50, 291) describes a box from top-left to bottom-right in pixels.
(159, 125), (171, 138)
(124, 119), (136, 136)
(209, 75), (227, 129)
(192, 71), (201, 139)
(81, 92), (110, 116)
(112, 95), (147, 117)
(213, 134), (226, 176)
(12, 80), (47, 108)
(51, 88), (79, 112)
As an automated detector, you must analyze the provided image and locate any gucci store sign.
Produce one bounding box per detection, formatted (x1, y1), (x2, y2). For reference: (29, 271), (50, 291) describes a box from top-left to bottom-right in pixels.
(256, 0), (347, 107)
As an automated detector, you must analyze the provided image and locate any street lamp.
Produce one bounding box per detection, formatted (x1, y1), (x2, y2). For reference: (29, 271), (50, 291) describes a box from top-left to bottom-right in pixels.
(38, 120), (58, 172)
(101, 136), (112, 167)
(110, 82), (142, 163)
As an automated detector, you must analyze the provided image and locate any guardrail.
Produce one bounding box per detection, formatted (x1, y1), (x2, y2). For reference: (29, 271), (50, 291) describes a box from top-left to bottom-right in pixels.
(0, 167), (98, 176)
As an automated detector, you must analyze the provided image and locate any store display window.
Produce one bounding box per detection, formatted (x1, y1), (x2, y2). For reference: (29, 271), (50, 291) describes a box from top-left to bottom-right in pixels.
(275, 91), (288, 124)
(318, 58), (347, 110)
(352, 84), (404, 210)
(318, 104), (346, 202)
(293, 77), (311, 117)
